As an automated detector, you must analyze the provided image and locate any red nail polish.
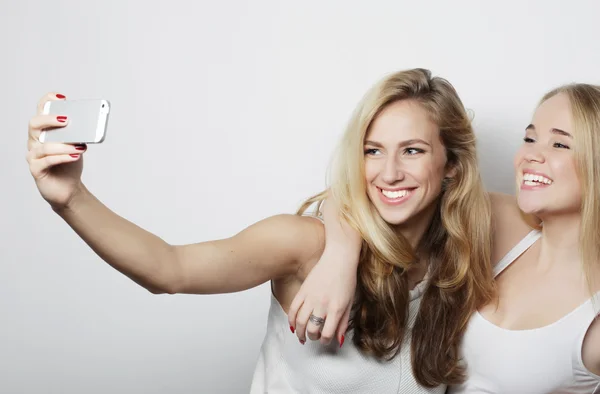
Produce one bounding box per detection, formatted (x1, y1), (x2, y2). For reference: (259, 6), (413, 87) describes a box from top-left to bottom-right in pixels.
(300, 339), (305, 345)
(74, 144), (86, 150)
(340, 335), (345, 348)
(69, 154), (80, 158)
(290, 326), (295, 334)
(57, 116), (67, 122)
(56, 94), (66, 99)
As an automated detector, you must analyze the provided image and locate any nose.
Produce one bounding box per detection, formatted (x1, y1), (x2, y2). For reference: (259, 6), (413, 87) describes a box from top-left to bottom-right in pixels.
(381, 155), (405, 184)
(524, 145), (546, 164)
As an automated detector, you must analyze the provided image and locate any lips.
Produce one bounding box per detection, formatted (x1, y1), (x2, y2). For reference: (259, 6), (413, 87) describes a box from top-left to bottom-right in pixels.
(521, 170), (553, 190)
(381, 189), (409, 199)
(523, 173), (553, 185)
(377, 187), (415, 206)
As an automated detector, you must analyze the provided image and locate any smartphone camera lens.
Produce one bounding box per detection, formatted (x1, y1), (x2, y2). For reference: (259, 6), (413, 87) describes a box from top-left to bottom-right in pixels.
(102, 104), (105, 108)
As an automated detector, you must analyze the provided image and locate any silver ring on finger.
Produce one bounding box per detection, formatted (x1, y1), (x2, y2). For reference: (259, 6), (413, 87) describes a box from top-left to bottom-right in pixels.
(308, 314), (326, 327)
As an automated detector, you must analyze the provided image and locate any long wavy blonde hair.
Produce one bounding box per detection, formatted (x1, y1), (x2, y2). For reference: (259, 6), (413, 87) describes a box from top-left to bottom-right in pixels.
(297, 68), (495, 387)
(526, 83), (600, 297)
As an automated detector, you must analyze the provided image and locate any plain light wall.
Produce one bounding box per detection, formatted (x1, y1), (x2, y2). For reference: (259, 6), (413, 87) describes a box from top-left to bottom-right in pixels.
(2, 0), (600, 392)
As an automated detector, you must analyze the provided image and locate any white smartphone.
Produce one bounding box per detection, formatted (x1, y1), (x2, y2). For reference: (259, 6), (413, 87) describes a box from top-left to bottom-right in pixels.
(39, 99), (111, 144)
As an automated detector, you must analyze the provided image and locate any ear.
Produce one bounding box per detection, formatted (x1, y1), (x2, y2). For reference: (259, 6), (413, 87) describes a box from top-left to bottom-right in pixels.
(444, 162), (458, 180)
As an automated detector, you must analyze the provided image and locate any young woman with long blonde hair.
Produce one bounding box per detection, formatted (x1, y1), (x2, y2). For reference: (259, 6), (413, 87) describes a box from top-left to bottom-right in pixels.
(25, 68), (495, 392)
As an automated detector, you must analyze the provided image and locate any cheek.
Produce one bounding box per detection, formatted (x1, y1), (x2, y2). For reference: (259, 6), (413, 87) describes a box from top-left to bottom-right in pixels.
(513, 147), (527, 169)
(364, 160), (378, 183)
(412, 158), (445, 187)
(554, 158), (581, 195)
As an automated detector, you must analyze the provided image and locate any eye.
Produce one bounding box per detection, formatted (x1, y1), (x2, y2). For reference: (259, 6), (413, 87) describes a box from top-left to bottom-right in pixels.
(523, 137), (535, 143)
(404, 147), (424, 155)
(364, 148), (381, 156)
(553, 142), (570, 149)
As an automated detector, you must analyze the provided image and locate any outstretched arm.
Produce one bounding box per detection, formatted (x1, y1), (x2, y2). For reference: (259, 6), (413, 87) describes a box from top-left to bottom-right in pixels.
(55, 184), (314, 295)
(27, 93), (322, 301)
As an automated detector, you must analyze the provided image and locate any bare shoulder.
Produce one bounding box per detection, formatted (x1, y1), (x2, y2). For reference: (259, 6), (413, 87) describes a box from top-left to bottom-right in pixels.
(581, 313), (600, 376)
(488, 192), (535, 265)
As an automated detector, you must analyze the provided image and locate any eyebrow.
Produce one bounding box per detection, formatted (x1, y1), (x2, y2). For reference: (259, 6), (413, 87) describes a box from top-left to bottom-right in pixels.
(525, 124), (573, 138)
(364, 138), (431, 148)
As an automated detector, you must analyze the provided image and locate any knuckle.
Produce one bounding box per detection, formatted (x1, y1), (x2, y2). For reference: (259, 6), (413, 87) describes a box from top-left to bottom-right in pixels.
(319, 296), (330, 306)
(307, 326), (319, 335)
(39, 143), (53, 156)
(28, 117), (37, 130)
(42, 155), (53, 167)
(331, 306), (344, 316)
(320, 334), (333, 342)
(29, 163), (40, 178)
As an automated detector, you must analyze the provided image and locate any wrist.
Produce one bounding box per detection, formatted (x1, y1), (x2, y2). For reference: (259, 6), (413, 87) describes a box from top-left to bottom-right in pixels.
(52, 182), (90, 216)
(322, 242), (361, 268)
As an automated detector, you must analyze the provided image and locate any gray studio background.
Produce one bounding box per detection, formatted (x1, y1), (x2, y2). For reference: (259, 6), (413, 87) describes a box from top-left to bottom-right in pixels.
(2, 0), (600, 392)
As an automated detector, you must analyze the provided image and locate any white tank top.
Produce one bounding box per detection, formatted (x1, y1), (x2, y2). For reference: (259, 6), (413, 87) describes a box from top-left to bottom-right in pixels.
(249, 278), (446, 393)
(449, 230), (600, 393)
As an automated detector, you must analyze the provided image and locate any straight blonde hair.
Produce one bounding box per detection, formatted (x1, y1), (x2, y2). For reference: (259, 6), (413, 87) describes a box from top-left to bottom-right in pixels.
(536, 83), (600, 297)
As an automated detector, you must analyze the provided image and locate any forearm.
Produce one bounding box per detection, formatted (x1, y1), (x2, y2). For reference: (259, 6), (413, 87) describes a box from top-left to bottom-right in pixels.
(55, 183), (178, 294)
(322, 198), (362, 265)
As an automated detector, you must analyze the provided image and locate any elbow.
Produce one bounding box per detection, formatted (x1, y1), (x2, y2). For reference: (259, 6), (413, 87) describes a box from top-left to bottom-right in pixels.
(146, 285), (176, 295)
(158, 280), (181, 295)
(136, 277), (179, 295)
(150, 246), (184, 295)
(145, 280), (180, 295)
(146, 267), (183, 295)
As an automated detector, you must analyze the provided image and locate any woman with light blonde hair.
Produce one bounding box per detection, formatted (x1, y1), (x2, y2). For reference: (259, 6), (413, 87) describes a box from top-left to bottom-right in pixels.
(295, 83), (600, 392)
(25, 68), (494, 392)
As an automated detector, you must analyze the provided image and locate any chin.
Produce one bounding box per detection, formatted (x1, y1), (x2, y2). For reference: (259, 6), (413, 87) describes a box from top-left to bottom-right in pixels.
(516, 197), (543, 215)
(377, 209), (411, 226)
(381, 217), (407, 226)
(518, 193), (580, 218)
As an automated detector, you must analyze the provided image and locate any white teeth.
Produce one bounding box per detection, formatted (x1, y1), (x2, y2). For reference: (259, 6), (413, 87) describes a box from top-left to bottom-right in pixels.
(381, 189), (409, 199)
(523, 173), (553, 185)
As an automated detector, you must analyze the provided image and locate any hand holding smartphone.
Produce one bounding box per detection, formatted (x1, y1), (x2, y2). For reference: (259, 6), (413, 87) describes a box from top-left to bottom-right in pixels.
(39, 99), (111, 144)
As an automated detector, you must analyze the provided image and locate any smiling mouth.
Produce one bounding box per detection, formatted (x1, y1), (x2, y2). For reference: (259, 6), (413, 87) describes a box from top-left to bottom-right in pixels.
(377, 187), (415, 205)
(522, 173), (553, 187)
(381, 189), (409, 198)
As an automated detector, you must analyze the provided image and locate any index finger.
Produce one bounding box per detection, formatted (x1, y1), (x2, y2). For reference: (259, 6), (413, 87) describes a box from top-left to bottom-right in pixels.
(36, 92), (66, 115)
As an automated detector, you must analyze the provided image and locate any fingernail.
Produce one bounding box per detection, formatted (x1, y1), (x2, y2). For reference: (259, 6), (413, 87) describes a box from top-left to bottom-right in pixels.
(299, 339), (305, 345)
(74, 144), (86, 150)
(56, 94), (66, 99)
(57, 116), (67, 123)
(289, 326), (295, 334)
(69, 154), (80, 158)
(340, 335), (345, 348)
